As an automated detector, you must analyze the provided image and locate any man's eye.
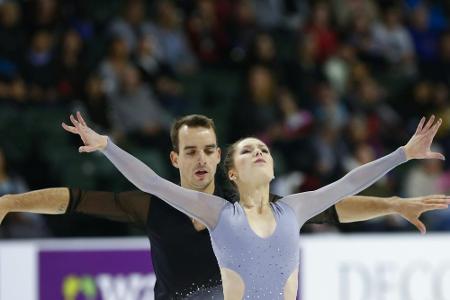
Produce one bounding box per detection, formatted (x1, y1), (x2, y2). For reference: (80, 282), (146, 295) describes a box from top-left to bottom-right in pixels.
(205, 150), (214, 155)
(187, 152), (195, 156)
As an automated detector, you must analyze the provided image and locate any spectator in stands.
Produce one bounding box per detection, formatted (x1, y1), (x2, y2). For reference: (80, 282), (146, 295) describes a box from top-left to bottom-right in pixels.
(24, 0), (61, 33)
(233, 65), (281, 141)
(331, 0), (378, 29)
(107, 65), (172, 149)
(79, 74), (110, 132)
(282, 35), (324, 108)
(227, 0), (259, 65)
(23, 30), (57, 102)
(55, 29), (86, 102)
(408, 4), (441, 76)
(133, 35), (186, 117)
(0, 1), (26, 66)
(186, 0), (230, 65)
(98, 37), (131, 96)
(314, 81), (349, 131)
(153, 0), (197, 74)
(372, 5), (416, 76)
(109, 0), (155, 52)
(304, 1), (338, 63)
(433, 31), (450, 85)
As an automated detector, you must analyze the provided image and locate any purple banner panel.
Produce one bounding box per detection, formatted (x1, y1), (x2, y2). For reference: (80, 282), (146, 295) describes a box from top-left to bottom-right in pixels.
(39, 249), (155, 300)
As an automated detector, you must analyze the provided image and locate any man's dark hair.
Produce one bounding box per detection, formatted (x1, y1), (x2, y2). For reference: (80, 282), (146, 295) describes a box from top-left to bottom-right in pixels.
(170, 114), (217, 152)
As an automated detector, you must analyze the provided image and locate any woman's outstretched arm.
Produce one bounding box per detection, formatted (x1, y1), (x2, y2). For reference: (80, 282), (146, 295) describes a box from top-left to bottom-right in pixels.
(62, 112), (227, 230)
(281, 116), (444, 226)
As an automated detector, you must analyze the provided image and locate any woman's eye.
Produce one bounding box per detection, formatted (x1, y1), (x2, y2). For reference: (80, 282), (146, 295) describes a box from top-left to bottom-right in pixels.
(241, 150), (250, 154)
(262, 149), (269, 153)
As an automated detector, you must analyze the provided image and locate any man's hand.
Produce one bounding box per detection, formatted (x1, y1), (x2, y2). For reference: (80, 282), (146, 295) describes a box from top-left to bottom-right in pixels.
(62, 111), (108, 152)
(404, 116), (445, 160)
(394, 195), (450, 234)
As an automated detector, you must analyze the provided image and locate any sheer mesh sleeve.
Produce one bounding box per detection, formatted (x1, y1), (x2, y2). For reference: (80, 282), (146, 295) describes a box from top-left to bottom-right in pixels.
(281, 147), (407, 226)
(66, 189), (150, 227)
(270, 194), (339, 225)
(101, 139), (227, 230)
(305, 206), (339, 225)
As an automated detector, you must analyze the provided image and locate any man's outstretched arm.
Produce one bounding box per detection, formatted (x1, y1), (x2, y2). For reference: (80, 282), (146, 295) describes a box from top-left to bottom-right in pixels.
(0, 188), (151, 225)
(335, 195), (450, 233)
(0, 188), (69, 224)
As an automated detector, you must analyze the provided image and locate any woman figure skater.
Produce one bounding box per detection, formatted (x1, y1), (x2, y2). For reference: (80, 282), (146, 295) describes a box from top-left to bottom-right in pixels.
(63, 112), (443, 299)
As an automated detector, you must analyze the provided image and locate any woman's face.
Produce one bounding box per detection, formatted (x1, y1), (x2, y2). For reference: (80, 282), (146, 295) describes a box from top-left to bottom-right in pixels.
(230, 138), (274, 188)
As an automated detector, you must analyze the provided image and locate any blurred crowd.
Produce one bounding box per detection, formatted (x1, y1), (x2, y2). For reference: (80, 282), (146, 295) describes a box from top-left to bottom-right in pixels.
(1, 0), (450, 238)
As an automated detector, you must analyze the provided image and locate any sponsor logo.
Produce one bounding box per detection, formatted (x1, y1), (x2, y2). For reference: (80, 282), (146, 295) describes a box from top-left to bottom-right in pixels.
(62, 273), (156, 300)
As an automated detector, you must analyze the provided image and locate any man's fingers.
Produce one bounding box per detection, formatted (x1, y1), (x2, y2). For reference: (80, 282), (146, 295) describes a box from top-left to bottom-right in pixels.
(422, 194), (448, 200)
(423, 200), (450, 205)
(421, 204), (449, 212)
(422, 196), (450, 204)
(61, 122), (79, 134)
(410, 218), (427, 234)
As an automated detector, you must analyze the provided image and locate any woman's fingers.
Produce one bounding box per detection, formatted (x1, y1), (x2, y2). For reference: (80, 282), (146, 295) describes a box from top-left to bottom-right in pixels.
(61, 122), (78, 134)
(415, 116), (426, 134)
(422, 115), (435, 132)
(76, 111), (87, 127)
(427, 151), (445, 160)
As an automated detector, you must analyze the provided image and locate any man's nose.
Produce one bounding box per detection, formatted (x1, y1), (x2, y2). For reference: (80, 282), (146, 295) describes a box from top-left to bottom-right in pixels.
(198, 151), (207, 162)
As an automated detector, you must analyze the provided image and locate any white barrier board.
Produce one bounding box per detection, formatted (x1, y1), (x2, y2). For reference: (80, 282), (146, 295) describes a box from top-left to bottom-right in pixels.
(300, 234), (450, 300)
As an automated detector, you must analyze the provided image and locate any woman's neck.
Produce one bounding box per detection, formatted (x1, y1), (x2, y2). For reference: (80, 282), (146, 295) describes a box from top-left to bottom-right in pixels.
(238, 184), (270, 212)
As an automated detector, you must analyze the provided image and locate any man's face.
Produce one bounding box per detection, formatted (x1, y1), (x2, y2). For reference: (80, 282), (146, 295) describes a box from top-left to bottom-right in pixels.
(170, 125), (221, 191)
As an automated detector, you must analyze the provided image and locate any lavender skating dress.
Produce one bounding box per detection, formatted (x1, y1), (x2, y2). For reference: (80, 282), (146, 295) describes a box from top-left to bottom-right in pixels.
(102, 140), (406, 299)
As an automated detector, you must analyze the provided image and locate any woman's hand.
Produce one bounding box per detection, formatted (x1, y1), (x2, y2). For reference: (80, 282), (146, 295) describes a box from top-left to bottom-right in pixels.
(62, 111), (108, 153)
(403, 115), (445, 161)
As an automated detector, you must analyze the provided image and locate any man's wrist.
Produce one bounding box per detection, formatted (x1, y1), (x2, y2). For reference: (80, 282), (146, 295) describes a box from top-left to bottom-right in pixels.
(388, 196), (402, 214)
(0, 194), (13, 212)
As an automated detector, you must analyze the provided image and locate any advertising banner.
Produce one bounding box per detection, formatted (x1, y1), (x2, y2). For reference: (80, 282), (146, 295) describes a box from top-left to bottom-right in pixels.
(39, 249), (155, 300)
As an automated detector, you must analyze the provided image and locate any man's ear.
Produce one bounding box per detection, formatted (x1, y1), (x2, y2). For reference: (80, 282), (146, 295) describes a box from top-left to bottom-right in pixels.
(170, 151), (179, 168)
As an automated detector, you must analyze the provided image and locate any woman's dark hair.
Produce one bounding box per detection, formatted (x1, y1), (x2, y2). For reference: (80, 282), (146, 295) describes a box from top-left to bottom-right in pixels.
(223, 137), (256, 190)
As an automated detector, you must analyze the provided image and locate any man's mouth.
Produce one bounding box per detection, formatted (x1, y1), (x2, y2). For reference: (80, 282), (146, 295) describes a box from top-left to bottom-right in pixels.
(195, 170), (208, 176)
